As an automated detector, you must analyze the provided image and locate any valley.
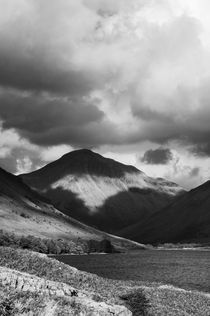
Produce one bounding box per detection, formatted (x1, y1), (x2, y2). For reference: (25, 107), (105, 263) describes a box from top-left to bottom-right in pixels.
(0, 149), (210, 315)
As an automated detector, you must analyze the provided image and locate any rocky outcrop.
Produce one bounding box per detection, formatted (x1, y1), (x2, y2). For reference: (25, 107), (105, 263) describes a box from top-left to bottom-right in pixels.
(0, 266), (132, 316)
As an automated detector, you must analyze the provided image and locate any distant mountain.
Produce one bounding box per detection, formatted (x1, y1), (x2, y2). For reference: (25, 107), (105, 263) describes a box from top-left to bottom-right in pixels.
(20, 149), (184, 234)
(119, 180), (210, 244)
(0, 166), (145, 251)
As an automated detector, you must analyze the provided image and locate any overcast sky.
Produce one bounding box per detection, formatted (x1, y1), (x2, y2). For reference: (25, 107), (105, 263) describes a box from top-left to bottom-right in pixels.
(1, 0), (210, 189)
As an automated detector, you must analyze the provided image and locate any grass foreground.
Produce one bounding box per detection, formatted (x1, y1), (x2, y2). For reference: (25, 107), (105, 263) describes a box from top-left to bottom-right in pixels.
(0, 246), (209, 315)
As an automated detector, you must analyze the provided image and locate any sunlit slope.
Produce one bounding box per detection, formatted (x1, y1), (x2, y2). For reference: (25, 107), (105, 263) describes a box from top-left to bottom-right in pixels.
(120, 180), (210, 244)
(21, 149), (184, 233)
(0, 166), (145, 250)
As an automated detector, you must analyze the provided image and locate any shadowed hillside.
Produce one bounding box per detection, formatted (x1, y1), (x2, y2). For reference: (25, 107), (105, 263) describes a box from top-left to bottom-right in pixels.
(20, 149), (184, 233)
(0, 166), (145, 252)
(120, 180), (210, 244)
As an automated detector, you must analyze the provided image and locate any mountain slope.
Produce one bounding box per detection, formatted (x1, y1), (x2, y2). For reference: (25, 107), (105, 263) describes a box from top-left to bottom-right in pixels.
(0, 166), (145, 251)
(120, 180), (210, 244)
(20, 149), (184, 233)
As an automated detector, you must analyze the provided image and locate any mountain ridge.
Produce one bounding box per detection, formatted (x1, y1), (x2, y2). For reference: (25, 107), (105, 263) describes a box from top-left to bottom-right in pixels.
(20, 149), (184, 234)
(120, 179), (210, 244)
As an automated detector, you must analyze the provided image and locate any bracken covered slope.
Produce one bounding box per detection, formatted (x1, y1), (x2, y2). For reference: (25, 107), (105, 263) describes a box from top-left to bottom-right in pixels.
(0, 166), (145, 251)
(20, 149), (184, 233)
(120, 180), (210, 244)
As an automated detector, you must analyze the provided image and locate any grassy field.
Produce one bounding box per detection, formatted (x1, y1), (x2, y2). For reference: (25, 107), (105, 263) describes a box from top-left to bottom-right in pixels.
(0, 247), (210, 315)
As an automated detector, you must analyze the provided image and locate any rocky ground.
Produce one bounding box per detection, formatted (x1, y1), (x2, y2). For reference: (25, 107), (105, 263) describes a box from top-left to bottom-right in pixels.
(0, 247), (209, 315)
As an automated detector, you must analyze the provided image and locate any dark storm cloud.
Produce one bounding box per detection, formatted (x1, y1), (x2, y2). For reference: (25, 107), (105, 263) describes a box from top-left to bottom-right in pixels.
(0, 91), (104, 131)
(190, 143), (210, 157)
(141, 148), (173, 165)
(1, 0), (210, 156)
(25, 119), (119, 147)
(189, 167), (200, 177)
(0, 55), (98, 96)
(0, 27), (95, 95)
(0, 89), (108, 146)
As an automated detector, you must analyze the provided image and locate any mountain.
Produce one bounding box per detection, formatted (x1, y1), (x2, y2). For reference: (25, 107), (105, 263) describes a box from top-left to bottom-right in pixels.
(119, 180), (210, 244)
(0, 166), (145, 251)
(20, 149), (184, 234)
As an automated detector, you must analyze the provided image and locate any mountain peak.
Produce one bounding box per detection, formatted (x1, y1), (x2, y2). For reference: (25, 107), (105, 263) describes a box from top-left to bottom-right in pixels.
(20, 150), (184, 233)
(27, 148), (140, 180)
(61, 148), (98, 160)
(64, 148), (94, 155)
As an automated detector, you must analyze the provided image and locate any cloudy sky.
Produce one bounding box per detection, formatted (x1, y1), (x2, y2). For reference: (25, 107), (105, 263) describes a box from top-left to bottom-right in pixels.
(1, 0), (210, 189)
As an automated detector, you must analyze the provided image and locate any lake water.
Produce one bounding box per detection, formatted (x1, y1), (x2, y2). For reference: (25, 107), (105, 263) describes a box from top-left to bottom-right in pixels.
(55, 250), (210, 293)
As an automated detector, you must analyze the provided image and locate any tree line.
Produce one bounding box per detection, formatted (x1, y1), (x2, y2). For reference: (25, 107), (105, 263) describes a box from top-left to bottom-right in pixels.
(0, 230), (116, 254)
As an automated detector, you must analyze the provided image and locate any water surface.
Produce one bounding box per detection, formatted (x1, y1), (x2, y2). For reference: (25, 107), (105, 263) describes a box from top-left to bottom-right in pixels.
(55, 250), (210, 293)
